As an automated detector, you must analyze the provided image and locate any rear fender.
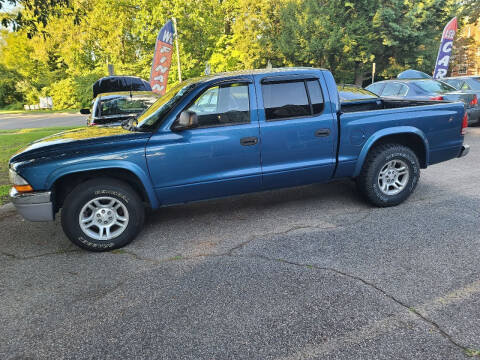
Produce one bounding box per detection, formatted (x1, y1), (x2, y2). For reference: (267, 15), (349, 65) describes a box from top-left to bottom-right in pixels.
(353, 126), (429, 177)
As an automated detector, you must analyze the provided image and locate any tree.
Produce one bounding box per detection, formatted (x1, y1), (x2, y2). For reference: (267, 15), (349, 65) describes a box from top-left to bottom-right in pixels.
(274, 0), (459, 84)
(0, 0), (75, 38)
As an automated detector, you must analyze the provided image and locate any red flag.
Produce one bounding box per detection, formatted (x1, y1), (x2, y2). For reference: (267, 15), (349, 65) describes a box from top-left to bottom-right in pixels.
(150, 20), (174, 95)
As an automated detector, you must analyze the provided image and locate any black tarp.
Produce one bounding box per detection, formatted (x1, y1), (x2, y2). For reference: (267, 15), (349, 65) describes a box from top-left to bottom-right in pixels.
(92, 76), (152, 98)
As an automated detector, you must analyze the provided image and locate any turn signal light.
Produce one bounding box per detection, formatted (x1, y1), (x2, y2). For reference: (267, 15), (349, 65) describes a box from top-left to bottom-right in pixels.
(14, 184), (33, 193)
(430, 96), (444, 101)
(461, 112), (468, 135)
(471, 95), (478, 106)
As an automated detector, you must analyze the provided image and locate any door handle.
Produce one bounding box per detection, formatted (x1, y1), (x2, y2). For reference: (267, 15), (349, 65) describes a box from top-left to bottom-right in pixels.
(315, 129), (330, 137)
(240, 136), (258, 146)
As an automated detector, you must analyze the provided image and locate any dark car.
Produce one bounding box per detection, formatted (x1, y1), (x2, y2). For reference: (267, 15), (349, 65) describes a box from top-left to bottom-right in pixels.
(366, 79), (479, 125)
(92, 76), (152, 98)
(443, 76), (480, 124)
(82, 91), (159, 126)
(337, 84), (383, 112)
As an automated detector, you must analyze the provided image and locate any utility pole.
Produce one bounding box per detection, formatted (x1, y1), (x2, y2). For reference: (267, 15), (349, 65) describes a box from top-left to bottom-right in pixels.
(172, 17), (182, 83)
(372, 62), (376, 84)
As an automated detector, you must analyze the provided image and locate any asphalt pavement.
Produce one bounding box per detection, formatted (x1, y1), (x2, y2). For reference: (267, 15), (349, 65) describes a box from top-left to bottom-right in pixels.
(0, 112), (87, 130)
(1, 128), (480, 359)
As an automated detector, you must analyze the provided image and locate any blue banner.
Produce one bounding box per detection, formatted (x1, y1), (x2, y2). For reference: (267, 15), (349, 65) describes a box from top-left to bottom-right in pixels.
(433, 17), (457, 79)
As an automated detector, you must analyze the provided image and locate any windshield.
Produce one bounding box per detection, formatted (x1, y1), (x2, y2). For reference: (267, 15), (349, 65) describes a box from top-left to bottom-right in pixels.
(412, 80), (456, 94)
(99, 94), (158, 117)
(467, 77), (480, 90)
(136, 81), (199, 130)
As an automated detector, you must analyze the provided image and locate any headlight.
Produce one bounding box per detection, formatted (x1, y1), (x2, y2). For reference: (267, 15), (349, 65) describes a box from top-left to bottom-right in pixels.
(9, 169), (33, 192)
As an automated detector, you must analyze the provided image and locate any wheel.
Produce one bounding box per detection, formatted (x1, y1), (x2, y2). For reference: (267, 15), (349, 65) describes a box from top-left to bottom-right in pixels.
(61, 178), (145, 251)
(356, 144), (420, 207)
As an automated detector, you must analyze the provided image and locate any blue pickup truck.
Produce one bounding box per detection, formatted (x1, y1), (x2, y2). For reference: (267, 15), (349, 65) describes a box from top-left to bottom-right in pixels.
(9, 68), (470, 251)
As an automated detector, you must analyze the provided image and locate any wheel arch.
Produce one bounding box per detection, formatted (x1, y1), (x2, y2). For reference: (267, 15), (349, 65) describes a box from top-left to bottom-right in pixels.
(48, 162), (159, 210)
(353, 127), (429, 178)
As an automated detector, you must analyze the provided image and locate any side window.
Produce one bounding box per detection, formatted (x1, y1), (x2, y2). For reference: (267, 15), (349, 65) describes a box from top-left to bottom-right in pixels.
(262, 79), (324, 121)
(461, 81), (471, 90)
(306, 80), (324, 114)
(398, 84), (409, 96)
(185, 83), (250, 127)
(382, 83), (403, 96)
(366, 83), (384, 96)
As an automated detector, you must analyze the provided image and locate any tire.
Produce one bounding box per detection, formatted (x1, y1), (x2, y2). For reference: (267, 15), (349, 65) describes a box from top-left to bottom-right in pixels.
(356, 144), (420, 207)
(61, 178), (145, 251)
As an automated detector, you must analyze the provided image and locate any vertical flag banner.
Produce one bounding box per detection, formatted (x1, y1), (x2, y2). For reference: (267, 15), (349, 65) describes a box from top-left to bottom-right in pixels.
(433, 17), (458, 79)
(150, 20), (174, 95)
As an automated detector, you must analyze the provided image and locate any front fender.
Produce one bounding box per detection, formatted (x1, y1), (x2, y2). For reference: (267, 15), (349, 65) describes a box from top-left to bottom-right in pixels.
(353, 126), (429, 177)
(46, 160), (160, 209)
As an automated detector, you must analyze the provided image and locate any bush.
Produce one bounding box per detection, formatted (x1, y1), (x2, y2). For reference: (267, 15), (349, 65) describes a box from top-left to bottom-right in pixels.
(48, 78), (80, 110)
(0, 64), (24, 107)
(2, 102), (24, 110)
(74, 70), (105, 107)
(44, 70), (105, 110)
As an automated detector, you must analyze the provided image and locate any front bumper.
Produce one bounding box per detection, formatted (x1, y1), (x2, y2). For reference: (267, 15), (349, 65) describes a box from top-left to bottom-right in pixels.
(9, 188), (54, 221)
(458, 144), (470, 158)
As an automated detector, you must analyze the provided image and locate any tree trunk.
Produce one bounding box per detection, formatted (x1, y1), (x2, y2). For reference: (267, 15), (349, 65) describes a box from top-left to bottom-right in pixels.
(354, 63), (366, 86)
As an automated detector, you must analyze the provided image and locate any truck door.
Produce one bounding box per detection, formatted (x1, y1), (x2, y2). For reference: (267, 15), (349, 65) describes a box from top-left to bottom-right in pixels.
(146, 79), (262, 205)
(256, 75), (337, 189)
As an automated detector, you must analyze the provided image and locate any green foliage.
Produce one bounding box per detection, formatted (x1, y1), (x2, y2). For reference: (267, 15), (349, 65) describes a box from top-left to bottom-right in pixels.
(0, 64), (23, 106)
(0, 126), (77, 198)
(47, 78), (79, 109)
(0, 0), (470, 107)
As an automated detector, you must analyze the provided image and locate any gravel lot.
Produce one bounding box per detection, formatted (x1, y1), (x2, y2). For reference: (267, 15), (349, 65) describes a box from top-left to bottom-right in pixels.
(1, 128), (479, 359)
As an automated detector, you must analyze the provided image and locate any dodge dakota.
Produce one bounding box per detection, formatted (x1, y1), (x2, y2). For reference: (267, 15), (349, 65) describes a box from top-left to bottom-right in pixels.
(8, 68), (470, 251)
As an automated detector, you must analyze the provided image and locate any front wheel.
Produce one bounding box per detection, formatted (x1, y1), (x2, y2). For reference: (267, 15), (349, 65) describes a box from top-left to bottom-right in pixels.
(356, 144), (420, 207)
(61, 178), (145, 251)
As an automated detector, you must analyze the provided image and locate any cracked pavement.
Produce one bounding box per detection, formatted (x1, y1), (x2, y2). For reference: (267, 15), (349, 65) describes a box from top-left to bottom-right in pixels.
(1, 129), (480, 359)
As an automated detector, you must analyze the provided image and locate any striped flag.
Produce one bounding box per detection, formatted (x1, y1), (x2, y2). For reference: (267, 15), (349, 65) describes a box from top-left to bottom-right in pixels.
(150, 20), (175, 95)
(433, 17), (458, 79)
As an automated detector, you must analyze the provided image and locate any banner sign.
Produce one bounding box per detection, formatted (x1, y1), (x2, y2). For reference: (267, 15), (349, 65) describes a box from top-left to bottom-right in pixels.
(150, 20), (174, 95)
(433, 17), (458, 79)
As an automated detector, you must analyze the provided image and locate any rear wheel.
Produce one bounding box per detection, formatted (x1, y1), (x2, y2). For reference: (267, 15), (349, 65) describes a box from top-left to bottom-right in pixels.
(356, 144), (420, 207)
(61, 178), (145, 251)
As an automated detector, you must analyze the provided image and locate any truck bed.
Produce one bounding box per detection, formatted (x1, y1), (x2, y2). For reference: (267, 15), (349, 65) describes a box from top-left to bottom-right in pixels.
(341, 98), (454, 113)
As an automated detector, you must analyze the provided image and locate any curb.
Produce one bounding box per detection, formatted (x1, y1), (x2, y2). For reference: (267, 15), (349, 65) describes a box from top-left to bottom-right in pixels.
(0, 202), (16, 218)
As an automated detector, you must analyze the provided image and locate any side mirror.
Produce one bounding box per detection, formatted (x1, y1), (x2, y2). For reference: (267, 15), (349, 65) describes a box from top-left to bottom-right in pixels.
(173, 111), (198, 131)
(80, 108), (91, 115)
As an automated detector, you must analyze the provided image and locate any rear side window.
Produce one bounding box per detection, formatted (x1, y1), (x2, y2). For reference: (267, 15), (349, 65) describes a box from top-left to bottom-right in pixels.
(262, 79), (324, 121)
(306, 80), (324, 114)
(398, 84), (409, 96)
(382, 83), (404, 96)
(365, 83), (384, 96)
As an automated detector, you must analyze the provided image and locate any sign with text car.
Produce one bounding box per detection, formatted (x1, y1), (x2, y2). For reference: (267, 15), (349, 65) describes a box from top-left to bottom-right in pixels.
(433, 17), (458, 79)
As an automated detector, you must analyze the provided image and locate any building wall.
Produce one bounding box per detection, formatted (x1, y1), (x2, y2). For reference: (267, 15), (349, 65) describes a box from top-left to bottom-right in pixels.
(451, 22), (480, 76)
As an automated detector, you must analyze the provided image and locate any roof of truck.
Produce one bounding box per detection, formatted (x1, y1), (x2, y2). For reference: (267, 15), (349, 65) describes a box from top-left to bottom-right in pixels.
(194, 67), (327, 83)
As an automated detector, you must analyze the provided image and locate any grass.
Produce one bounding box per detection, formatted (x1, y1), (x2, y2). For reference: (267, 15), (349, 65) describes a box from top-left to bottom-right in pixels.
(0, 126), (77, 205)
(0, 109), (80, 115)
(465, 349), (480, 357)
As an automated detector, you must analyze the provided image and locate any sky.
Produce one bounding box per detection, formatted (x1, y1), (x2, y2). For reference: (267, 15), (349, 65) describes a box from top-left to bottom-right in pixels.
(0, 2), (15, 12)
